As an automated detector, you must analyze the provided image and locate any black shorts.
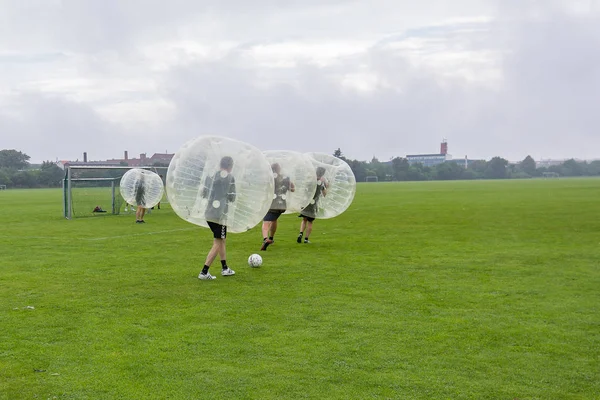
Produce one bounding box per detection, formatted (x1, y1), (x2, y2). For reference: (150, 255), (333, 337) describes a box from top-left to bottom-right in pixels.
(298, 214), (315, 223)
(263, 210), (284, 222)
(207, 221), (227, 239)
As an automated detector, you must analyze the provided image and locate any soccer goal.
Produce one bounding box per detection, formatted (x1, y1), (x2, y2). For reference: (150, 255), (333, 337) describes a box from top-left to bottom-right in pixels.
(0, 184), (6, 190)
(542, 172), (559, 179)
(63, 165), (168, 219)
(365, 175), (379, 182)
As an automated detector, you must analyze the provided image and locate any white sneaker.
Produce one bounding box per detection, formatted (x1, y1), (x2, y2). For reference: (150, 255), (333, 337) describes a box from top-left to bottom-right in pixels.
(198, 272), (216, 280)
(221, 268), (235, 276)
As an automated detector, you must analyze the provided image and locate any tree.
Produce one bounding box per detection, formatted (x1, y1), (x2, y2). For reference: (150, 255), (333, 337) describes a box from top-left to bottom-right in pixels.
(10, 170), (38, 188)
(519, 155), (537, 176)
(38, 161), (64, 187)
(367, 157), (390, 181)
(365, 168), (377, 178)
(468, 160), (487, 179)
(548, 164), (562, 175)
(406, 165), (428, 181)
(585, 160), (600, 176)
(0, 149), (31, 170)
(391, 157), (409, 181)
(0, 168), (12, 186)
(461, 169), (477, 180)
(435, 162), (464, 180)
(484, 157), (509, 179)
(333, 148), (350, 164)
(348, 159), (368, 182)
(560, 159), (584, 176)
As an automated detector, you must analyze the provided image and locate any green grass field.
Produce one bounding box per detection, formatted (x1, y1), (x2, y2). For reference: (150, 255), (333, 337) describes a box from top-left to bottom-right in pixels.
(1, 179), (599, 399)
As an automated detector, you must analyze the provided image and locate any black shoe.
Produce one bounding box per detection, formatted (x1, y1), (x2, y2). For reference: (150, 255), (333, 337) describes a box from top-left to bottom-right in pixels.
(297, 235), (302, 244)
(260, 239), (273, 251)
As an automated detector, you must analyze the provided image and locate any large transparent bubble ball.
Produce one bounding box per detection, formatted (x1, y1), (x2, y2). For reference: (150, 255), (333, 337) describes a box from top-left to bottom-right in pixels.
(120, 168), (165, 209)
(166, 135), (274, 233)
(263, 150), (317, 214)
(302, 152), (356, 219)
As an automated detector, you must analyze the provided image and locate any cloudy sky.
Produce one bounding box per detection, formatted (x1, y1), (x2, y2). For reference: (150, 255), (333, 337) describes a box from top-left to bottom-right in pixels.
(1, 0), (599, 163)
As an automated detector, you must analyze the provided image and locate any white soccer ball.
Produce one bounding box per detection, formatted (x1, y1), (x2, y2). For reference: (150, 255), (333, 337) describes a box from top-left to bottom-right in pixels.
(248, 253), (263, 267)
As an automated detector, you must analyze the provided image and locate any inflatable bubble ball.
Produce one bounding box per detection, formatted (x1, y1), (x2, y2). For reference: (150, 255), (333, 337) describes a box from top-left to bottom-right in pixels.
(263, 150), (317, 214)
(301, 152), (356, 219)
(120, 168), (164, 209)
(166, 135), (274, 233)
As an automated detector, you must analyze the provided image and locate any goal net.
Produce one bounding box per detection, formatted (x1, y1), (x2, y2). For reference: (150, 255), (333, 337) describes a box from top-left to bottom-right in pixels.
(63, 165), (168, 219)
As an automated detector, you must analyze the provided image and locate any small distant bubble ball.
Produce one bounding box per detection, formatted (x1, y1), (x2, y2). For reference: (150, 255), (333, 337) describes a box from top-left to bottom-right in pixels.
(303, 152), (356, 219)
(120, 168), (164, 209)
(263, 150), (317, 214)
(166, 135), (275, 233)
(248, 253), (263, 267)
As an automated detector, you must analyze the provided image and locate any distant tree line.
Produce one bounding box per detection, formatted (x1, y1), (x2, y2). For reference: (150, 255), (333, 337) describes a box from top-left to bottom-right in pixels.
(0, 150), (63, 188)
(0, 149), (170, 188)
(2, 148), (600, 188)
(332, 149), (600, 182)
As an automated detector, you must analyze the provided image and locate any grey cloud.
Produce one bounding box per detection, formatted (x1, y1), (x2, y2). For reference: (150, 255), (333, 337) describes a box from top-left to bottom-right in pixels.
(0, 92), (131, 162)
(0, 0), (494, 53)
(1, 0), (599, 163)
(489, 3), (600, 155)
(0, 0), (359, 52)
(157, 4), (600, 161)
(158, 48), (484, 160)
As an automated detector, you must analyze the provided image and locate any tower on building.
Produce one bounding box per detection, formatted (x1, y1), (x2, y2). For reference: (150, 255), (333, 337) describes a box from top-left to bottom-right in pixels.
(440, 139), (448, 155)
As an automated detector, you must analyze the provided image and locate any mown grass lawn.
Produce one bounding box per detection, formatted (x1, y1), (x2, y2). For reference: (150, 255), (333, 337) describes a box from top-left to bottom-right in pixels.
(1, 178), (598, 399)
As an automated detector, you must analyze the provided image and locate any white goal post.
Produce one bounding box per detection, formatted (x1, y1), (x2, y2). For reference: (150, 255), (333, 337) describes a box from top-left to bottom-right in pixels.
(542, 172), (559, 179)
(63, 165), (168, 219)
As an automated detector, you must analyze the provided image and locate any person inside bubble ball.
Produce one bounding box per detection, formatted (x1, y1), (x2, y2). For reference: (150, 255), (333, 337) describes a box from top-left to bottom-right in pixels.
(198, 156), (237, 280)
(260, 163), (295, 251)
(135, 175), (147, 224)
(297, 166), (327, 244)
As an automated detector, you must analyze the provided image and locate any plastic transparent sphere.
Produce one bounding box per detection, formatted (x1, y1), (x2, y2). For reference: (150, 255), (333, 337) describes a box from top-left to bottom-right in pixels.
(248, 253), (262, 267)
(166, 135), (274, 233)
(119, 168), (164, 209)
(263, 150), (317, 214)
(302, 152), (356, 219)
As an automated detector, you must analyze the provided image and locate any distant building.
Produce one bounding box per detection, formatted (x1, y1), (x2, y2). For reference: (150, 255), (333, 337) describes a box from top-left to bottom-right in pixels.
(406, 153), (451, 167)
(145, 153), (174, 166)
(55, 159), (123, 170)
(406, 140), (452, 167)
(56, 150), (174, 170)
(106, 151), (174, 167)
(536, 159), (575, 168)
(405, 141), (482, 168)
